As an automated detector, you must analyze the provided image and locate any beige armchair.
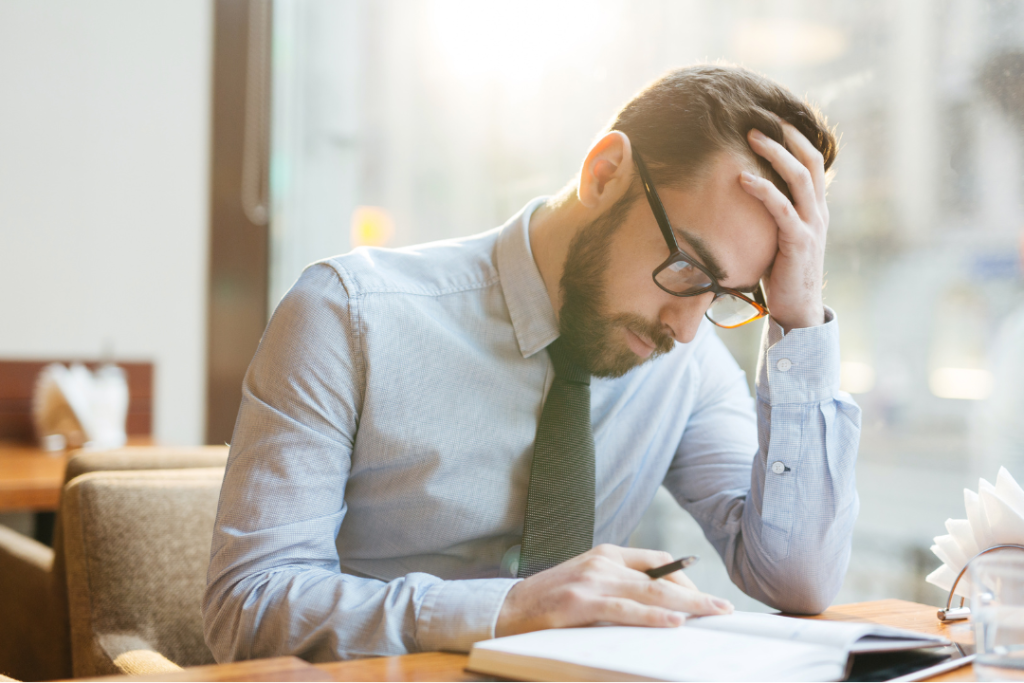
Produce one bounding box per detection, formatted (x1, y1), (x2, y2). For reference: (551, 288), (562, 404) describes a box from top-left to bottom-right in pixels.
(0, 446), (228, 681)
(62, 467), (225, 677)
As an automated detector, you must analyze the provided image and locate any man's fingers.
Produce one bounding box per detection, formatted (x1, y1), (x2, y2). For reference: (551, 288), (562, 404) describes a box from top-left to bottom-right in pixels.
(777, 120), (827, 202)
(739, 171), (807, 241)
(593, 546), (698, 590)
(581, 545), (701, 598)
(593, 598), (685, 628)
(615, 578), (733, 616)
(747, 129), (818, 219)
(603, 545), (675, 572)
(663, 570), (698, 592)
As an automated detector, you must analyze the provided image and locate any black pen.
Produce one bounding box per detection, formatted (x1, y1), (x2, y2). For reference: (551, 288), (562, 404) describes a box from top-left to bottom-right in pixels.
(645, 555), (699, 579)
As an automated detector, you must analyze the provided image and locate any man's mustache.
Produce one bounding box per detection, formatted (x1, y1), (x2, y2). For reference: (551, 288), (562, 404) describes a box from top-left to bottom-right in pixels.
(613, 313), (675, 355)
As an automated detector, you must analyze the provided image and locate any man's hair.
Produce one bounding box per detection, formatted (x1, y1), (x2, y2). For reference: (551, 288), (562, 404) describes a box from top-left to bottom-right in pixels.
(607, 64), (837, 199)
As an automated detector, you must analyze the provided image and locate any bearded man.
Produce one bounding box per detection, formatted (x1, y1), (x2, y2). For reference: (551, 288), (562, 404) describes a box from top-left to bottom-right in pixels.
(203, 64), (861, 662)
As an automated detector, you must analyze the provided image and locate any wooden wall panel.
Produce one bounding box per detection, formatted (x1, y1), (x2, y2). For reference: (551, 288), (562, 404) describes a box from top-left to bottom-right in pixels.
(206, 0), (271, 445)
(0, 360), (153, 442)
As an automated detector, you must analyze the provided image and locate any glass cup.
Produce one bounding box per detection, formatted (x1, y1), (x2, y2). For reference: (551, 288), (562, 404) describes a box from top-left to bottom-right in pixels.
(971, 552), (1024, 681)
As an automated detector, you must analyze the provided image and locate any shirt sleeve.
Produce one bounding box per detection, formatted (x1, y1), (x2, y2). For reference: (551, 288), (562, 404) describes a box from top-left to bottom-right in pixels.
(201, 263), (518, 663)
(661, 307), (861, 614)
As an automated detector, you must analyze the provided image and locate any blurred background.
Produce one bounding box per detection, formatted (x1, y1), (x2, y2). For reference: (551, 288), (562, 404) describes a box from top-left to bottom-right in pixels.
(2, 0), (1023, 610)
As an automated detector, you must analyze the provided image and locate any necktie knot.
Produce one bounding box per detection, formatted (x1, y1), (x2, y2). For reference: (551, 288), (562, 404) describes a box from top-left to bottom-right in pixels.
(546, 337), (590, 385)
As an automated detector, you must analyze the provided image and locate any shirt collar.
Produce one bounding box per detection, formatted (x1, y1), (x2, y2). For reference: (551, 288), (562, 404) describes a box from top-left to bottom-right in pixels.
(496, 197), (560, 359)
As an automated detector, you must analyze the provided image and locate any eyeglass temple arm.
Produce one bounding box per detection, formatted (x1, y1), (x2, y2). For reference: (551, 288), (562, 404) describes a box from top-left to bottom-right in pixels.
(631, 149), (679, 251)
(755, 281), (768, 310)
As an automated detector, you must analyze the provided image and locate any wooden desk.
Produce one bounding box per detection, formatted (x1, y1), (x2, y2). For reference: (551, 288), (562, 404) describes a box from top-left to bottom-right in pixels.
(0, 437), (155, 512)
(74, 656), (334, 682)
(74, 599), (977, 682)
(0, 441), (73, 512)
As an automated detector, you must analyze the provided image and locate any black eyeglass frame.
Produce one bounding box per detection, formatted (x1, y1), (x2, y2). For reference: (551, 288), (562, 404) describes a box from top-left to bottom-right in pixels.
(631, 147), (769, 329)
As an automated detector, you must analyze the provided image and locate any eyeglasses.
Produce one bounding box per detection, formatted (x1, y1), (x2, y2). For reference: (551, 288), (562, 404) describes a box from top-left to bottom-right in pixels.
(632, 148), (769, 329)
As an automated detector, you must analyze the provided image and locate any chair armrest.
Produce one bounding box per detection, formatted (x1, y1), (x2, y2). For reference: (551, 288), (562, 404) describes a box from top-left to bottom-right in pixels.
(97, 634), (183, 676)
(0, 525), (57, 681)
(0, 523), (52, 573)
(112, 649), (184, 675)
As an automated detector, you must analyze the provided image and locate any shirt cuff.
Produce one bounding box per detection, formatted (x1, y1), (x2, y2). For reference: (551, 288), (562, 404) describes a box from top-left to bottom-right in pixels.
(416, 578), (520, 652)
(755, 306), (840, 405)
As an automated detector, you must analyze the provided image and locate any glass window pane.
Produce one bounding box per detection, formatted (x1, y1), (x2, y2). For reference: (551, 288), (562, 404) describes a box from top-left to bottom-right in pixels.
(270, 0), (1024, 614)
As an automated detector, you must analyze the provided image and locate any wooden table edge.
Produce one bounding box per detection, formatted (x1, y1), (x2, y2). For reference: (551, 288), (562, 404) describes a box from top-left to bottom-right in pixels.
(56, 600), (973, 682)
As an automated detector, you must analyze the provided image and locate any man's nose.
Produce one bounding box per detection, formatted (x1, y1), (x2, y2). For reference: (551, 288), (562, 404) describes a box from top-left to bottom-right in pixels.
(660, 292), (714, 343)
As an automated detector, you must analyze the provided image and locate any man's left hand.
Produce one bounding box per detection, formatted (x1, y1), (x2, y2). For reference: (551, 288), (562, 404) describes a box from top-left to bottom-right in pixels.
(740, 120), (829, 332)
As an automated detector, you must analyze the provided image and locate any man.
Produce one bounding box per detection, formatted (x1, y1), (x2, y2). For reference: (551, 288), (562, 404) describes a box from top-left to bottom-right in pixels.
(203, 65), (861, 662)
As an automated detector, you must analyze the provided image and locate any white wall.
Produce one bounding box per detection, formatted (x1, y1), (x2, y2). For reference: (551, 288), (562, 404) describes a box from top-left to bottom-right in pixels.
(0, 0), (212, 445)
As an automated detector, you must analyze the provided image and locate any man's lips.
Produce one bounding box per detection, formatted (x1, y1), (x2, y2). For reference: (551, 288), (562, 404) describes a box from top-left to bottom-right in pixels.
(625, 327), (657, 359)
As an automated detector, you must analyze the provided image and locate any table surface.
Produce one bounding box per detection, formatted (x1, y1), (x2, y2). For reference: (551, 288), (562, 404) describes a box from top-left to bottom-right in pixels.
(75, 599), (976, 682)
(0, 440), (74, 512)
(0, 437), (153, 512)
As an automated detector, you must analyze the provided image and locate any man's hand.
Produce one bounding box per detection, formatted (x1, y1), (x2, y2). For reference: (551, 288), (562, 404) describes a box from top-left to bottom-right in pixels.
(740, 120), (830, 332)
(495, 544), (734, 637)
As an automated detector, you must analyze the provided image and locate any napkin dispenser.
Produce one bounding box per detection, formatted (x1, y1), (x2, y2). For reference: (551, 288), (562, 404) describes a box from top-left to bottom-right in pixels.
(927, 467), (1024, 621)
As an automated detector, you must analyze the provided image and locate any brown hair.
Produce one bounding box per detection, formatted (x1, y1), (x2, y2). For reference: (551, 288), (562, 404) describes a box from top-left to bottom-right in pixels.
(608, 64), (837, 199)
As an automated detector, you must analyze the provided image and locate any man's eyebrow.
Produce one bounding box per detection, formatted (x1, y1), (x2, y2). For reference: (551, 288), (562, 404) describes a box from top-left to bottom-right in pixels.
(674, 228), (761, 294)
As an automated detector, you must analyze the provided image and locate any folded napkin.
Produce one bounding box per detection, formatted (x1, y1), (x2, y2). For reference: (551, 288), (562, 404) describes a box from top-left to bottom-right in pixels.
(32, 363), (129, 451)
(926, 467), (1024, 598)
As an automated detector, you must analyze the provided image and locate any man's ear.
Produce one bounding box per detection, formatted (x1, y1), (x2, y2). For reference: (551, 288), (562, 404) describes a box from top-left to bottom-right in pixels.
(577, 131), (633, 210)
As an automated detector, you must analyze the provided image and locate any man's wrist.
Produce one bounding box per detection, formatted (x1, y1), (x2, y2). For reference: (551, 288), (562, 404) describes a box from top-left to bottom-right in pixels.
(416, 577), (521, 652)
(757, 306), (841, 405)
(770, 301), (826, 334)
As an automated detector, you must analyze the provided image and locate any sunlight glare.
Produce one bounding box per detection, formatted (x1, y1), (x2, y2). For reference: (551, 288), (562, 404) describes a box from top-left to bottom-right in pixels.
(929, 367), (993, 401)
(731, 19), (847, 68)
(840, 361), (875, 394)
(426, 0), (617, 85)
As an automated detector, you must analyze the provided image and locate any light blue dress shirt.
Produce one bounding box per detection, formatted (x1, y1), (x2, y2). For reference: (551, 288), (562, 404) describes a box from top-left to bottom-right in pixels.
(203, 198), (861, 662)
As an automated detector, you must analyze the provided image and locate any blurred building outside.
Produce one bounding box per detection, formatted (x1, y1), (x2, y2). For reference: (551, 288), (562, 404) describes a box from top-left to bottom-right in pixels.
(268, 0), (1024, 609)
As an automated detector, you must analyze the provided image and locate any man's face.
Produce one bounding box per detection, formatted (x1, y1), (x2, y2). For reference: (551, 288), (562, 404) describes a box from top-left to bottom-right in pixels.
(559, 151), (779, 378)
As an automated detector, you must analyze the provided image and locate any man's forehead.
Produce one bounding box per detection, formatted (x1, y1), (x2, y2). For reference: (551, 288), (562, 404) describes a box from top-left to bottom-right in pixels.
(657, 153), (778, 293)
(672, 226), (766, 294)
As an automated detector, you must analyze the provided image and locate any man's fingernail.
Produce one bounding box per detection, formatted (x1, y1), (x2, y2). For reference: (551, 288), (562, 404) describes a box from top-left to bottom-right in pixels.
(669, 613), (684, 626)
(711, 598), (733, 612)
(750, 129), (766, 141)
(741, 171), (756, 183)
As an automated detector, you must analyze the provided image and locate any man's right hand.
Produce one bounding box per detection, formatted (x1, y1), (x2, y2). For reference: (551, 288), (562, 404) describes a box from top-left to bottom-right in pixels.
(495, 544), (734, 637)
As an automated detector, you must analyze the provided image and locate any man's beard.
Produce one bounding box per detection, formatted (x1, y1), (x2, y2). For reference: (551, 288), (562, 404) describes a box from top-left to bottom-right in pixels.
(557, 194), (676, 378)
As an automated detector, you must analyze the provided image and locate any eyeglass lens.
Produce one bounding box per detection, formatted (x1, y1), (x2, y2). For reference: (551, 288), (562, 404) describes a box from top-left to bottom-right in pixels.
(706, 293), (763, 328)
(656, 259), (713, 294)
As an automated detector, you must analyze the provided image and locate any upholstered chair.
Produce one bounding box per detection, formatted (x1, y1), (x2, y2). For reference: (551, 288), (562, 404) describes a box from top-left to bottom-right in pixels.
(0, 446), (228, 681)
(62, 467), (225, 677)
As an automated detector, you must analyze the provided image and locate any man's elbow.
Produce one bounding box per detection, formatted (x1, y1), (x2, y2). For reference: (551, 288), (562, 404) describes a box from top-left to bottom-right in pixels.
(202, 580), (248, 663)
(768, 550), (850, 615)
(770, 581), (837, 615)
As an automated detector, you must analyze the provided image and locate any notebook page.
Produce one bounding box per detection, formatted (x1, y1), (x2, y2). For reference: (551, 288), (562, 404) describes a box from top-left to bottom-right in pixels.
(471, 624), (846, 682)
(686, 612), (947, 651)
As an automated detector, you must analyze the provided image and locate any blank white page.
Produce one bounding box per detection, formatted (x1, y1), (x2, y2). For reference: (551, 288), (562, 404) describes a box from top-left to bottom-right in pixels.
(471, 624), (846, 682)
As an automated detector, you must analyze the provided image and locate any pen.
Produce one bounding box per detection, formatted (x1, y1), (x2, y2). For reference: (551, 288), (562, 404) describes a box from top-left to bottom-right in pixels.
(645, 555), (699, 579)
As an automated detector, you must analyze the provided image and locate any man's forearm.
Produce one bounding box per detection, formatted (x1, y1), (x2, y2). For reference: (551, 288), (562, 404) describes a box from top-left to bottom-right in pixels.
(728, 310), (861, 613)
(203, 555), (518, 661)
(729, 396), (861, 613)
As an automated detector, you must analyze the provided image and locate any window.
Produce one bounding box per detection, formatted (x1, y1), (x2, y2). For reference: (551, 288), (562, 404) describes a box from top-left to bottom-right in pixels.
(269, 0), (1024, 609)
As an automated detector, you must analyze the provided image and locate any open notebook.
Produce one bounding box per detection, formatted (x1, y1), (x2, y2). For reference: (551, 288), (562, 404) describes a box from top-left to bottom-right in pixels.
(467, 612), (949, 682)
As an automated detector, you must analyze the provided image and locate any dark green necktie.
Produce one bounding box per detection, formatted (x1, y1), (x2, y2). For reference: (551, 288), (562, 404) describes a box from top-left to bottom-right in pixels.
(518, 337), (595, 578)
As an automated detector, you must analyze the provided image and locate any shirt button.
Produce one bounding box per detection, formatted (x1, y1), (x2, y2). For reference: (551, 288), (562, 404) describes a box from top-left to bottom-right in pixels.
(776, 358), (792, 372)
(771, 461), (786, 475)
